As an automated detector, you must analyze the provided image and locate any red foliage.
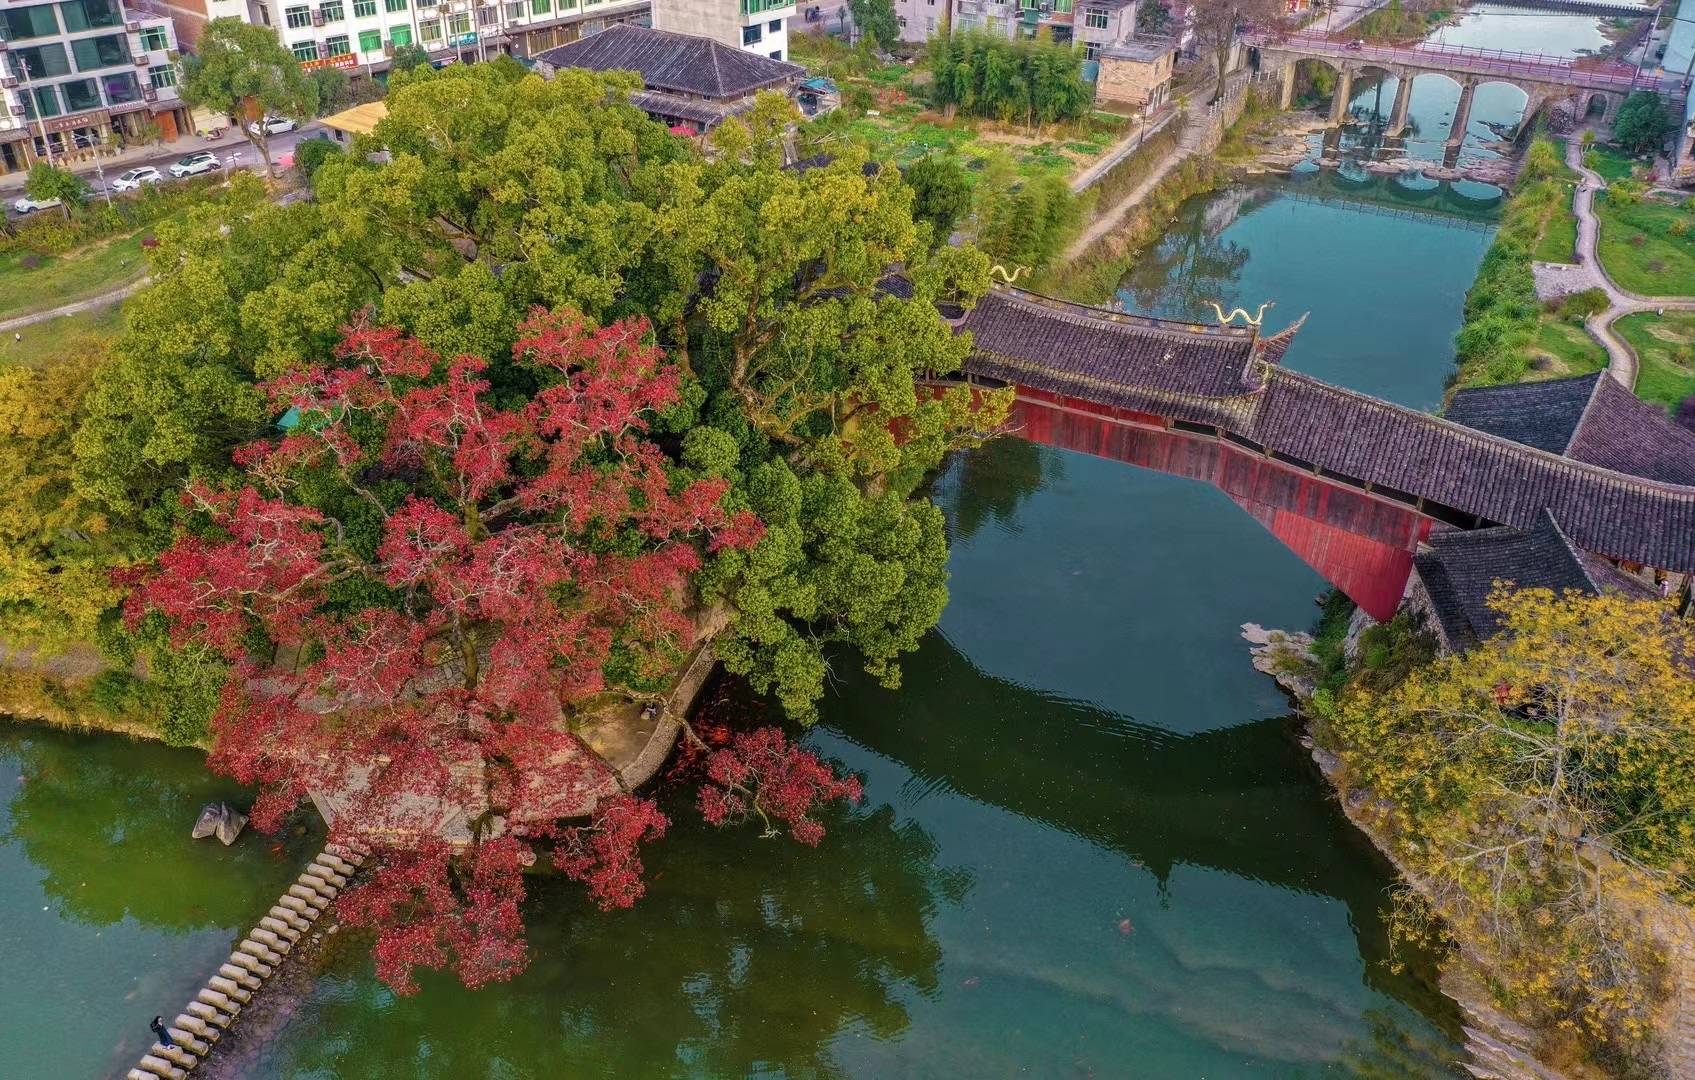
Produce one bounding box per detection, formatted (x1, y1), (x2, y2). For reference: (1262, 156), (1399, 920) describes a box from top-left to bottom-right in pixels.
(553, 795), (670, 911)
(334, 838), (530, 995)
(697, 727), (863, 846)
(124, 309), (764, 992)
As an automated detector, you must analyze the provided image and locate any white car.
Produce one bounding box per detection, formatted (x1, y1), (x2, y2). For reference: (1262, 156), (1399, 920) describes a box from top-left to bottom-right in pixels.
(13, 195), (62, 214)
(248, 116), (297, 136)
(111, 166), (163, 192)
(169, 151), (222, 178)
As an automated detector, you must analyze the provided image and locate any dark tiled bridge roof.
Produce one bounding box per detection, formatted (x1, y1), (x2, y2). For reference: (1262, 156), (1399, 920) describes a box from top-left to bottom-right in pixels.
(956, 287), (1695, 573)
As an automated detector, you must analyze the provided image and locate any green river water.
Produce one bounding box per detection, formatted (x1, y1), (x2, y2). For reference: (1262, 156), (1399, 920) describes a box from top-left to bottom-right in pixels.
(12, 9), (1618, 1068)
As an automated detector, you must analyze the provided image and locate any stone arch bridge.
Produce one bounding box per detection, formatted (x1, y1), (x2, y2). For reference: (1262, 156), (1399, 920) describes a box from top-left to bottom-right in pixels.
(931, 285), (1695, 621)
(1251, 30), (1684, 141)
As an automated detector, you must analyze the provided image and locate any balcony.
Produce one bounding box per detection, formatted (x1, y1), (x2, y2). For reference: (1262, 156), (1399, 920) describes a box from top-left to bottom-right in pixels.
(739, 0), (796, 16)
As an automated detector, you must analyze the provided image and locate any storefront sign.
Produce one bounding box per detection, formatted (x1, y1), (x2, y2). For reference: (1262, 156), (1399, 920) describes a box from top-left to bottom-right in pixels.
(448, 31), (479, 47)
(299, 52), (358, 71)
(45, 109), (110, 134)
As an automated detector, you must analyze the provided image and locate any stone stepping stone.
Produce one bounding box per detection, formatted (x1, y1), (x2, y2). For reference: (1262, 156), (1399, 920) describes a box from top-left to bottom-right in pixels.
(249, 927), (290, 952)
(236, 939), (283, 966)
(259, 915), (303, 941)
(172, 1014), (217, 1043)
(304, 865), (349, 889)
(134, 1054), (186, 1079)
(217, 962), (262, 990)
(185, 1002), (233, 1029)
(150, 1041), (199, 1069)
(267, 902), (312, 928)
(227, 952), (272, 979)
(286, 884), (329, 909)
(276, 894), (316, 918)
(197, 986), (244, 1013)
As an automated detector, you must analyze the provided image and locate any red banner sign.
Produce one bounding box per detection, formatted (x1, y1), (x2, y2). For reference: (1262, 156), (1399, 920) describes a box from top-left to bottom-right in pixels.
(299, 52), (358, 71)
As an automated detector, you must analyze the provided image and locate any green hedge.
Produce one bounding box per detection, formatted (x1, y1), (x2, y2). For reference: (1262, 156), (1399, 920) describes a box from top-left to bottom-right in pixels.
(0, 172), (228, 257)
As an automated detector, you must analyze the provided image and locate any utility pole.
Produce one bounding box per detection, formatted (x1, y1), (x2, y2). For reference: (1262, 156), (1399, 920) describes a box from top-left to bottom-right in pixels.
(13, 53), (56, 166)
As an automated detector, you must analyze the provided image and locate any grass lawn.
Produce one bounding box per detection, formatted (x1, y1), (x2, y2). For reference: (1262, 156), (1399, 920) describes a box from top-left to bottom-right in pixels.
(1594, 193), (1695, 297)
(1615, 310), (1695, 411)
(0, 300), (125, 367)
(1526, 317), (1608, 378)
(1585, 144), (1641, 184)
(1533, 196), (1578, 263)
(0, 230), (148, 321)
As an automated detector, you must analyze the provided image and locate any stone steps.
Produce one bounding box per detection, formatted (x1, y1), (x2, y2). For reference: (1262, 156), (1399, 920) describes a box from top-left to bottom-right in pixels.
(127, 847), (359, 1079)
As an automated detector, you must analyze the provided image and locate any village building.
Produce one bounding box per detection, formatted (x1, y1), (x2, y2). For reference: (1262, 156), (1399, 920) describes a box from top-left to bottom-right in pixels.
(0, 0), (191, 174)
(1093, 37), (1173, 109)
(535, 23), (805, 132)
(145, 0), (649, 80)
(650, 0), (793, 61)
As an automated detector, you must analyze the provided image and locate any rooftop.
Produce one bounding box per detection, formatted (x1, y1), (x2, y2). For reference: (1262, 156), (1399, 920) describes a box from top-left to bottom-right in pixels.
(319, 100), (388, 138)
(1414, 510), (1656, 650)
(535, 24), (805, 100)
(1103, 41), (1177, 62)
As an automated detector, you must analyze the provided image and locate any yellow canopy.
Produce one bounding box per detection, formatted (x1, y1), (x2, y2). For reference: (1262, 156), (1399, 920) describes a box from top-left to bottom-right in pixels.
(319, 100), (388, 138)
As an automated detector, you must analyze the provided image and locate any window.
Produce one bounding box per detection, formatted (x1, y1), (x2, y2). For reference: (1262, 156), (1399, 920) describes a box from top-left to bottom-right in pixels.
(71, 34), (132, 71)
(325, 33), (351, 55)
(148, 63), (177, 88)
(101, 70), (141, 104)
(138, 25), (170, 51)
(260, 3), (272, 25)
(359, 28), (382, 51)
(769, 49), (781, 60)
(23, 85), (62, 120)
(531, 0), (550, 12)
(0, 7), (60, 41)
(448, 12), (471, 33)
(558, 0), (576, 9)
(419, 19), (442, 40)
(506, 2), (524, 20)
(741, 23), (762, 44)
(1083, 7), (1108, 28)
(286, 5), (312, 27)
(925, 16), (934, 29)
(320, 0), (345, 21)
(476, 6), (496, 25)
(1083, 42), (1099, 59)
(292, 39), (319, 60)
(354, 0), (377, 16)
(61, 77), (100, 111)
(389, 24), (412, 44)
(1052, 0), (1071, 9)
(386, 0), (407, 10)
(768, 18), (780, 29)
(58, 0), (122, 33)
(11, 43), (72, 80)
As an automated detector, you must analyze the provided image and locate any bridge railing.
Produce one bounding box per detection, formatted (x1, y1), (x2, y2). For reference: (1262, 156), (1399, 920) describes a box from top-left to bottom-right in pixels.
(1253, 32), (1665, 91)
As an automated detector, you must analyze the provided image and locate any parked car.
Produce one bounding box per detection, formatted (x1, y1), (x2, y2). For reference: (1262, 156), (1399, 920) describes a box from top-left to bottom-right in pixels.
(13, 195), (62, 214)
(248, 115), (297, 136)
(1345, 38), (1365, 50)
(169, 151), (222, 178)
(111, 165), (163, 192)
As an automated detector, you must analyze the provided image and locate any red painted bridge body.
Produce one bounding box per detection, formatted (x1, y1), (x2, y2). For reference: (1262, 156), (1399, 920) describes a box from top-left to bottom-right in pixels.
(1004, 387), (1434, 620)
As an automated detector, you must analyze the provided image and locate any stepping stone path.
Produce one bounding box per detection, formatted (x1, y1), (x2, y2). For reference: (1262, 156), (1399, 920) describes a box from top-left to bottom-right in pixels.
(125, 845), (364, 1080)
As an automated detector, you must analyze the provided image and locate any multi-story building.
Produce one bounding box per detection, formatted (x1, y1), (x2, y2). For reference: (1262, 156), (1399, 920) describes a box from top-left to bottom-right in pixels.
(0, 0), (190, 174)
(151, 0), (649, 81)
(650, 0), (793, 62)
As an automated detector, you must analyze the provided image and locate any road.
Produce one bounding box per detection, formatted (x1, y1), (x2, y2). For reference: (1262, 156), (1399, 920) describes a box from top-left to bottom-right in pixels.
(3, 121), (328, 217)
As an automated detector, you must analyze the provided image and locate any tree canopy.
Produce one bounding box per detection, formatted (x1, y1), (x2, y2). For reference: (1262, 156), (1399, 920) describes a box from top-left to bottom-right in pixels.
(905, 154), (973, 247)
(926, 30), (1094, 127)
(1322, 589), (1695, 1066)
(1612, 91), (1670, 155)
(179, 19), (318, 172)
(64, 62), (1011, 990)
(849, 0), (901, 51)
(23, 162), (89, 217)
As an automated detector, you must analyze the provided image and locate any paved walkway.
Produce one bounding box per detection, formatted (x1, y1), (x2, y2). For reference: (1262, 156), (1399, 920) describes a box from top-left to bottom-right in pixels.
(1069, 104), (1179, 194)
(1562, 135), (1695, 388)
(0, 276), (148, 332)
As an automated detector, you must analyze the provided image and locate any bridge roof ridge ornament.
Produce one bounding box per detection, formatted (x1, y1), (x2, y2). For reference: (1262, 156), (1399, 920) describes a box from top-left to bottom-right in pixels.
(990, 283), (1257, 338)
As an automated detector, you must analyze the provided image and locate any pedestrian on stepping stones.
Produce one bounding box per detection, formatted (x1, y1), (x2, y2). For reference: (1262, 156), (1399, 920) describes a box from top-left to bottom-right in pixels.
(151, 1015), (174, 1049)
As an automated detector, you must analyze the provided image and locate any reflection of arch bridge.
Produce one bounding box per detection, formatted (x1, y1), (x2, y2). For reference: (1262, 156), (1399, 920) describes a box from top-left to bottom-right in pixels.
(1251, 31), (1685, 139)
(929, 285), (1695, 621)
(1271, 186), (1499, 232)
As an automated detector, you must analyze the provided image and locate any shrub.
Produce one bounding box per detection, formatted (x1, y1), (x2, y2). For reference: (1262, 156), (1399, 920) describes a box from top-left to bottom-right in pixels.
(294, 137), (343, 182)
(1670, 220), (1689, 238)
(1560, 287), (1610, 320)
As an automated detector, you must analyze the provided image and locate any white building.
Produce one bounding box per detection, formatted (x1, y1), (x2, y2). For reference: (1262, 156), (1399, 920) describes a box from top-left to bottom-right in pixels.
(650, 0), (794, 62)
(0, 0), (189, 174)
(151, 0), (649, 79)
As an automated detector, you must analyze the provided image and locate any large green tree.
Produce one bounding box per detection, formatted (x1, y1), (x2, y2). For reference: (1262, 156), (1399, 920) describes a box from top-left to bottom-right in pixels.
(179, 19), (318, 174)
(74, 64), (1009, 722)
(1612, 90), (1670, 155)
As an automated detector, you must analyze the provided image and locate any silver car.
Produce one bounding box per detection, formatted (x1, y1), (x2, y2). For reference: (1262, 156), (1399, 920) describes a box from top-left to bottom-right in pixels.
(169, 151), (222, 178)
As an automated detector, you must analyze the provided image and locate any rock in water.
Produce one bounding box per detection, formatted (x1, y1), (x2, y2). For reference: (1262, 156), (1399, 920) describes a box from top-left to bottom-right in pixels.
(192, 801), (248, 845)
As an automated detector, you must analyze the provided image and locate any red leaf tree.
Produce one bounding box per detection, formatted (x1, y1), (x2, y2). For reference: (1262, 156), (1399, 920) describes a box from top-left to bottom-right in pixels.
(126, 309), (764, 992)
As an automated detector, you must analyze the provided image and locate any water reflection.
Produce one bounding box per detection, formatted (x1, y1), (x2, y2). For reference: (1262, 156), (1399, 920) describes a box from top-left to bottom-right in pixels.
(252, 757), (968, 1079)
